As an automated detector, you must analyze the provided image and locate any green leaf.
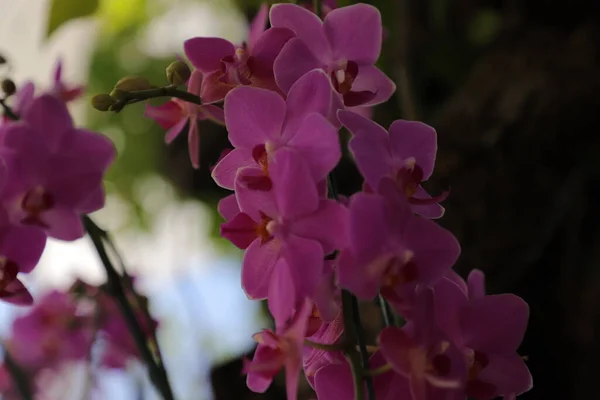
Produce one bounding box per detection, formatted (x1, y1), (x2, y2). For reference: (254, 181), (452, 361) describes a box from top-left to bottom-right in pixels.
(46, 0), (99, 37)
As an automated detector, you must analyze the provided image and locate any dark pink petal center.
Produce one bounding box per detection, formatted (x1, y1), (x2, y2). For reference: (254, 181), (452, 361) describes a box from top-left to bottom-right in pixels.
(21, 187), (54, 227)
(220, 45), (252, 86)
(0, 259), (19, 292)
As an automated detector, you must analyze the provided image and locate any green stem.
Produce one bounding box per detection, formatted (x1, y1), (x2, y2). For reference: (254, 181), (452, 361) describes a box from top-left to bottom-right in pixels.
(313, 0), (321, 16)
(364, 363), (393, 377)
(2, 347), (32, 400)
(0, 97), (18, 120)
(91, 223), (166, 368)
(351, 294), (376, 399)
(378, 294), (394, 327)
(111, 85), (203, 113)
(83, 216), (175, 400)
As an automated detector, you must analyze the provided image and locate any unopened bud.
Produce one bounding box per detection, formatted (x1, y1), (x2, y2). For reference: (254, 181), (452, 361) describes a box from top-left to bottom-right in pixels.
(114, 76), (153, 92)
(166, 60), (191, 86)
(91, 94), (117, 111)
(1, 79), (16, 96)
(109, 88), (128, 101)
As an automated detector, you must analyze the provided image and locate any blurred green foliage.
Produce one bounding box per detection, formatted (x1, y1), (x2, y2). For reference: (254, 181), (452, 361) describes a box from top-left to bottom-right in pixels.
(47, 0), (99, 37)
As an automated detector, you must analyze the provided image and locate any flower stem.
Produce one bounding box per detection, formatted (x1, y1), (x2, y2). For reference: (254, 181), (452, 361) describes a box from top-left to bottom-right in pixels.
(377, 294), (395, 327)
(111, 85), (204, 113)
(328, 172), (376, 400)
(313, 0), (321, 16)
(0, 97), (18, 120)
(83, 216), (175, 400)
(2, 346), (32, 400)
(364, 363), (393, 377)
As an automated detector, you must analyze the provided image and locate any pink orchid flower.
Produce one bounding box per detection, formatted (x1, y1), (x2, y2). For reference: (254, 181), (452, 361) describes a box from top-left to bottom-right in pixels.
(271, 3), (395, 113)
(339, 110), (447, 219)
(0, 94), (116, 240)
(244, 299), (312, 400)
(145, 69), (224, 168)
(212, 69), (340, 191)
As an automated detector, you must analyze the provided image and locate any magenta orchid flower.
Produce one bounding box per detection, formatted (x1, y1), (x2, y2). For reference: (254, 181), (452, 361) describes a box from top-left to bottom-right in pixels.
(337, 181), (460, 301)
(339, 109), (447, 218)
(0, 94), (116, 240)
(0, 223), (46, 305)
(183, 24), (295, 103)
(433, 273), (533, 399)
(248, 4), (269, 49)
(220, 149), (348, 323)
(51, 59), (84, 103)
(379, 289), (464, 400)
(314, 350), (409, 400)
(145, 70), (224, 168)
(10, 290), (94, 369)
(212, 69), (340, 190)
(271, 3), (395, 112)
(244, 299), (312, 400)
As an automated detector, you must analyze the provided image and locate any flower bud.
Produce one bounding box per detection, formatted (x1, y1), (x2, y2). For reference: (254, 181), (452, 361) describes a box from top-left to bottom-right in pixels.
(109, 88), (128, 101)
(1, 79), (16, 97)
(166, 60), (191, 86)
(114, 76), (153, 92)
(91, 94), (117, 111)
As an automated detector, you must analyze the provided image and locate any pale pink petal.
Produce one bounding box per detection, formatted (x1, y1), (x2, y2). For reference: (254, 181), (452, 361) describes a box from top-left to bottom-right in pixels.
(410, 186), (445, 219)
(268, 258), (296, 325)
(184, 37), (235, 73)
(274, 38), (324, 94)
(269, 4), (331, 62)
(388, 120), (437, 180)
(350, 65), (396, 107)
(283, 69), (333, 139)
(248, 3), (269, 49)
(249, 27), (295, 81)
(200, 104), (225, 124)
(337, 250), (381, 299)
(217, 194), (240, 221)
(323, 4), (382, 64)
(242, 239), (281, 299)
(212, 147), (254, 190)
(404, 216), (461, 286)
(270, 149), (319, 219)
(347, 192), (389, 265)
(188, 119), (200, 168)
(478, 353), (533, 396)
(24, 95), (73, 152)
(2, 226), (46, 273)
(235, 168), (278, 221)
(286, 113), (340, 182)
(342, 116), (391, 189)
(378, 327), (413, 374)
(224, 86), (286, 148)
(314, 362), (355, 400)
(144, 101), (184, 131)
(461, 294), (529, 353)
(164, 117), (188, 144)
(291, 199), (348, 254)
(187, 68), (203, 95)
(220, 212), (258, 250)
(284, 235), (324, 299)
(467, 269), (486, 299)
(44, 207), (85, 241)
